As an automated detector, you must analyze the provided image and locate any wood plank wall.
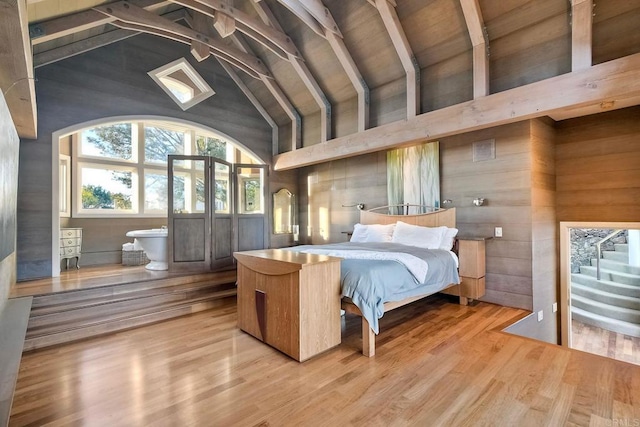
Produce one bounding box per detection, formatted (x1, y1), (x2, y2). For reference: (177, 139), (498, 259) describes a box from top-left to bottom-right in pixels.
(298, 152), (388, 244)
(555, 106), (640, 223)
(269, 169), (299, 248)
(0, 94), (18, 303)
(17, 34), (273, 281)
(528, 117), (558, 343)
(440, 121), (534, 311)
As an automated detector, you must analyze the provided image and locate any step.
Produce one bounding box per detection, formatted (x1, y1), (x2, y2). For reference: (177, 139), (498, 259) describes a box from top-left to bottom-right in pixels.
(590, 259), (640, 276)
(27, 281), (235, 330)
(615, 243), (629, 253)
(571, 294), (640, 324)
(571, 283), (640, 310)
(571, 274), (640, 298)
(23, 293), (237, 352)
(603, 251), (629, 263)
(0, 297), (32, 426)
(572, 306), (640, 338)
(29, 270), (236, 308)
(579, 266), (640, 286)
(30, 277), (229, 317)
(26, 287), (237, 339)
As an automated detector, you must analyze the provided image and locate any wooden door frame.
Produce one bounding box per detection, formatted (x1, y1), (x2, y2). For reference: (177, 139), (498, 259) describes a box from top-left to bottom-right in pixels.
(559, 221), (640, 348)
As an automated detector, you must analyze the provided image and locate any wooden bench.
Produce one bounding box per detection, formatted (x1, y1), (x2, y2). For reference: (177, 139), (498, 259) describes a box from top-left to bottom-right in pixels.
(0, 297), (32, 426)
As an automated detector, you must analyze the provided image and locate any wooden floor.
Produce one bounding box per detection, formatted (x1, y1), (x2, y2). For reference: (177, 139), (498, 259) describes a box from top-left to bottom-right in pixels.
(9, 264), (206, 298)
(571, 319), (640, 366)
(9, 295), (640, 426)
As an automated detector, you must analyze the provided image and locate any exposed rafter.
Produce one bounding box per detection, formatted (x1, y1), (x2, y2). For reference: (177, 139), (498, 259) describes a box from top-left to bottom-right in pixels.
(34, 9), (187, 68)
(571, 0), (593, 71)
(274, 52), (640, 170)
(374, 0), (419, 118)
(275, 0), (369, 131)
(93, 1), (270, 79)
(226, 28), (302, 152)
(29, 0), (171, 45)
(189, 10), (211, 61)
(1, 0), (37, 139)
(213, 0), (235, 37)
(183, 11), (284, 153)
(296, 0), (341, 37)
(460, 0), (489, 98)
(171, 0), (300, 61)
(252, 0), (331, 143)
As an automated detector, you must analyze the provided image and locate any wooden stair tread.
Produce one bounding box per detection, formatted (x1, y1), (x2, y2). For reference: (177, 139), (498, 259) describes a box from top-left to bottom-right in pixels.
(30, 279), (235, 316)
(26, 288), (237, 339)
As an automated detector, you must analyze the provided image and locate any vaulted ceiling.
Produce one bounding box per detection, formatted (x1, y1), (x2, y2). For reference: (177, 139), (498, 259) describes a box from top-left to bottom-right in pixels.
(3, 0), (640, 168)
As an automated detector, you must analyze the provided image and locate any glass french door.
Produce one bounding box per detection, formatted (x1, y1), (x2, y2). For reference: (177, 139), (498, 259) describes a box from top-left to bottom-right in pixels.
(168, 155), (268, 272)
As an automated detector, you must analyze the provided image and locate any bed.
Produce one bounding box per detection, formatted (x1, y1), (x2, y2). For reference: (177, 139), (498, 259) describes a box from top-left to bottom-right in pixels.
(288, 206), (464, 357)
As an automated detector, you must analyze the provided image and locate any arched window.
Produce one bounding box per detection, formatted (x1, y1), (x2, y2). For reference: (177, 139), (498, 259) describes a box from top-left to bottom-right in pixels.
(69, 119), (261, 217)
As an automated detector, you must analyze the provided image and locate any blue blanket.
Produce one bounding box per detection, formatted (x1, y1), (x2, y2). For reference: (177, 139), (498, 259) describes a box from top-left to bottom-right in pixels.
(287, 242), (460, 334)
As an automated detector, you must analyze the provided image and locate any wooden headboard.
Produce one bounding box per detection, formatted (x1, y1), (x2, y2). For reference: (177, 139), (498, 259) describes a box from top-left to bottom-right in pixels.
(360, 207), (456, 228)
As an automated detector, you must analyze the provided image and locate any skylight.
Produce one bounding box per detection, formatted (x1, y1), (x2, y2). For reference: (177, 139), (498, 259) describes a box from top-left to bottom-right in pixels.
(148, 58), (215, 110)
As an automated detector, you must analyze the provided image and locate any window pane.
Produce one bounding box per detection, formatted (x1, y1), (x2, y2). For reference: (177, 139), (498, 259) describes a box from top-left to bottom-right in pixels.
(81, 123), (132, 160)
(172, 175), (186, 213)
(158, 75), (194, 103)
(196, 135), (227, 159)
(145, 126), (185, 164)
(237, 167), (263, 214)
(195, 174), (205, 213)
(144, 172), (168, 212)
(81, 166), (133, 211)
(214, 162), (230, 214)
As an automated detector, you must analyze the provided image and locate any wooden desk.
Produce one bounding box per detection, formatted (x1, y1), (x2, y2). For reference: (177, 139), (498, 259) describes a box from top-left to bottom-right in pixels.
(234, 249), (342, 362)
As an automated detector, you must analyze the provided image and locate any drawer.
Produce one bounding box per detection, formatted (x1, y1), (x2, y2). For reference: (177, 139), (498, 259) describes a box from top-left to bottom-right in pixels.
(60, 238), (81, 247)
(61, 228), (82, 238)
(60, 246), (81, 258)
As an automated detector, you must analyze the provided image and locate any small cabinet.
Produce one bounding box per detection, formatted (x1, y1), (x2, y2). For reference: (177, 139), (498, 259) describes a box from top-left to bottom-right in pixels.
(234, 249), (341, 362)
(442, 237), (488, 302)
(60, 228), (82, 269)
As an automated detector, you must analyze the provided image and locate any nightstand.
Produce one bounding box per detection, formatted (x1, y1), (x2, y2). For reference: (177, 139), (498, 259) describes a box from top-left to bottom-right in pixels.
(442, 236), (489, 304)
(60, 228), (82, 269)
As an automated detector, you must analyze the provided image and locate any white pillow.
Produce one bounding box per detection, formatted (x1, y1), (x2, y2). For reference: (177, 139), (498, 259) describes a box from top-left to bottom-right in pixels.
(350, 223), (395, 243)
(439, 227), (459, 251)
(391, 221), (446, 249)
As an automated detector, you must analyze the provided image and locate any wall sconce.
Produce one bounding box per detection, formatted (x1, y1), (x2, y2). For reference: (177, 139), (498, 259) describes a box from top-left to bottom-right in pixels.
(472, 198), (485, 207)
(442, 199), (453, 205)
(342, 203), (365, 210)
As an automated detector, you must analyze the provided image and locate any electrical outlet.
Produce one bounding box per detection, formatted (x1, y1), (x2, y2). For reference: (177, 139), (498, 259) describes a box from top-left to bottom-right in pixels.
(537, 310), (544, 322)
(552, 302), (558, 313)
(495, 227), (503, 238)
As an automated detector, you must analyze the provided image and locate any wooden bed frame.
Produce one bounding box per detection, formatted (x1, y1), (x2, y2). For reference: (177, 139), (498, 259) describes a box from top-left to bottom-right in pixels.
(340, 206), (463, 357)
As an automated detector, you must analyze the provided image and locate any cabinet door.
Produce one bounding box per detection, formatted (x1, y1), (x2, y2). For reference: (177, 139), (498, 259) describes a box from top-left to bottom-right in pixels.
(237, 264), (300, 360)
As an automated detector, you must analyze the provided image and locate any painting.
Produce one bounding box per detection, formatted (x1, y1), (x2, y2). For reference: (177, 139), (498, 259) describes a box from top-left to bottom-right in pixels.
(0, 94), (19, 262)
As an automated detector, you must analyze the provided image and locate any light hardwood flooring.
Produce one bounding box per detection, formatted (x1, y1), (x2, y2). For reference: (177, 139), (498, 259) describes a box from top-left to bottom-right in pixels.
(571, 319), (640, 366)
(9, 264), (214, 298)
(10, 295), (640, 426)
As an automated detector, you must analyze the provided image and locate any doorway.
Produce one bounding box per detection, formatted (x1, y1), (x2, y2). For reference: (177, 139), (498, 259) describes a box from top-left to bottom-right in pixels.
(167, 155), (268, 272)
(560, 221), (640, 364)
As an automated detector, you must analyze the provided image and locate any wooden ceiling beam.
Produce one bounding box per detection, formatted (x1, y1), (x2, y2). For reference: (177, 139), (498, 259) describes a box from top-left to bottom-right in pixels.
(270, 0), (325, 37)
(275, 0), (369, 131)
(252, 0), (331, 143)
(1, 0), (37, 139)
(460, 0), (488, 98)
(297, 0), (341, 37)
(273, 52), (640, 170)
(375, 0), (419, 118)
(227, 32), (301, 152)
(94, 1), (270, 78)
(212, 0), (235, 37)
(34, 9), (186, 68)
(29, 0), (171, 45)
(184, 11), (281, 153)
(571, 0), (593, 71)
(174, 0), (300, 60)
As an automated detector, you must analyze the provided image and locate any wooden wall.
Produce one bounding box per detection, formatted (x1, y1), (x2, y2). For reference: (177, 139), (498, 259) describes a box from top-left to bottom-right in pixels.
(18, 34), (273, 281)
(0, 93), (19, 308)
(440, 122), (534, 311)
(555, 106), (640, 223)
(298, 152), (388, 244)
